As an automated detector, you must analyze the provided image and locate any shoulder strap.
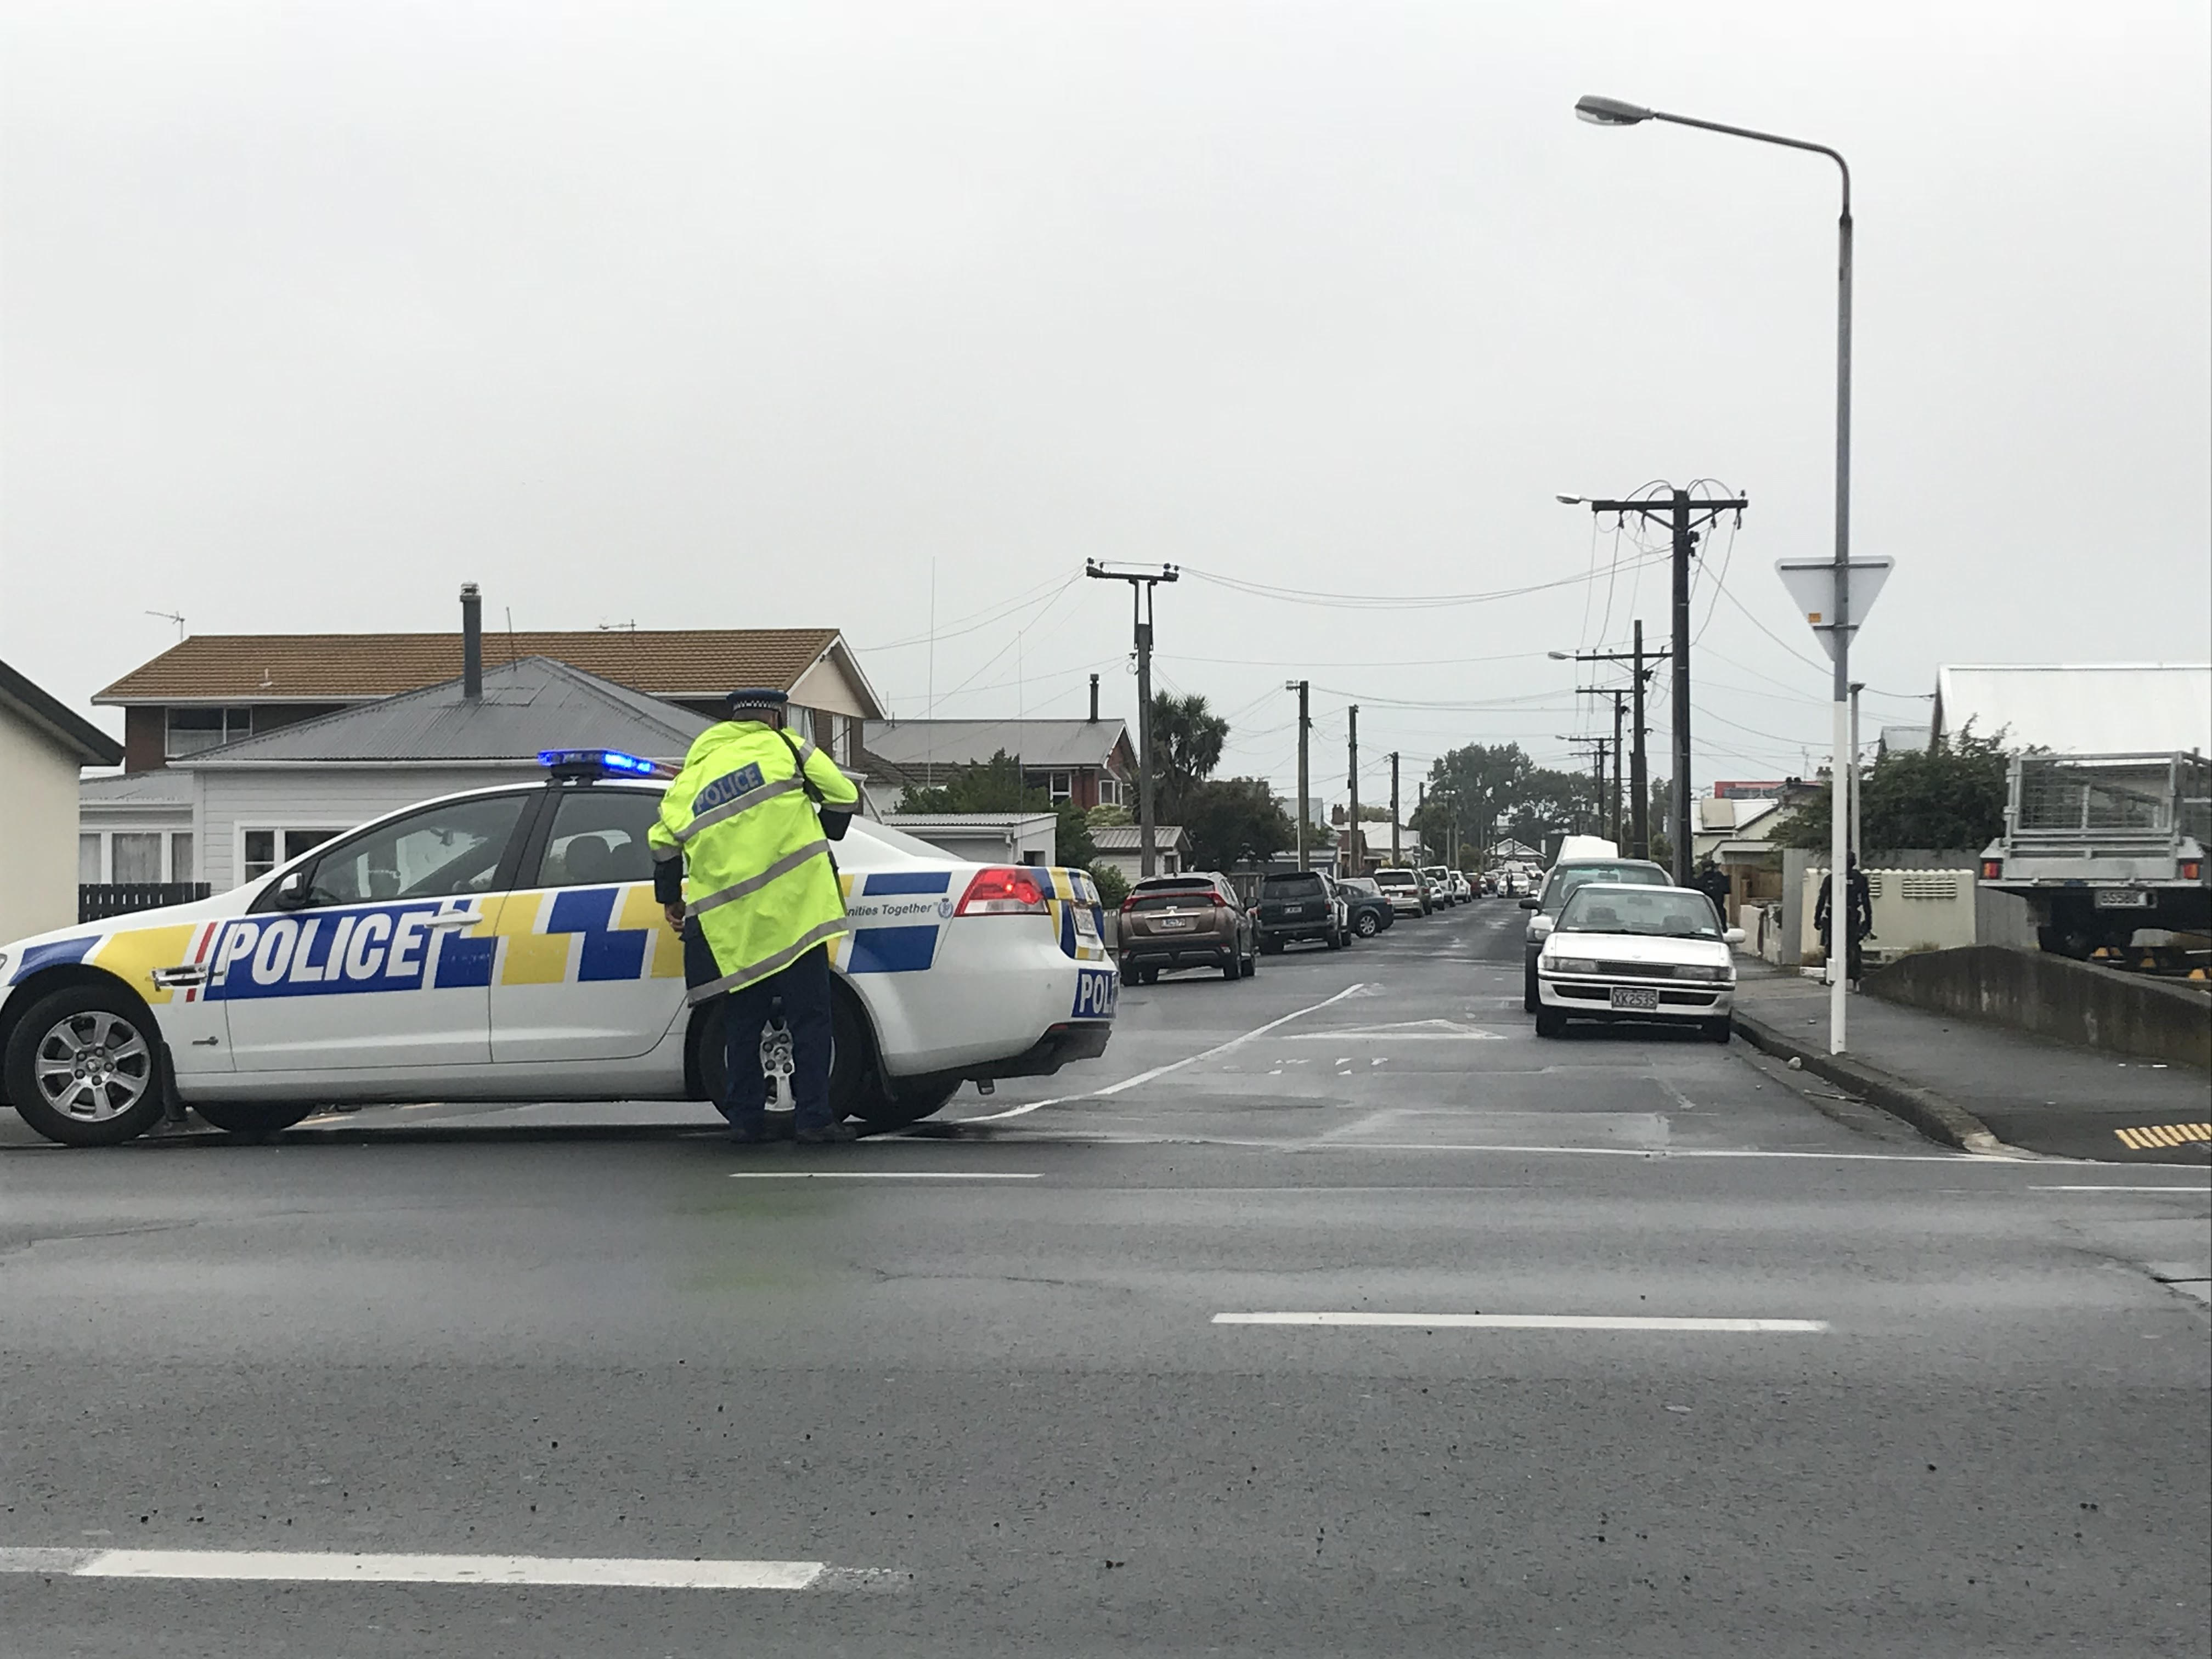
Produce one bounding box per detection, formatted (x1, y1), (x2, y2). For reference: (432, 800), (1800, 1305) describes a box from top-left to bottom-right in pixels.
(776, 727), (826, 806)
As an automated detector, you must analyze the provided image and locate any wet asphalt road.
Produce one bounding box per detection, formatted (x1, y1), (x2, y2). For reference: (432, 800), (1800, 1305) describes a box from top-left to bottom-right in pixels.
(3, 902), (2207, 1656)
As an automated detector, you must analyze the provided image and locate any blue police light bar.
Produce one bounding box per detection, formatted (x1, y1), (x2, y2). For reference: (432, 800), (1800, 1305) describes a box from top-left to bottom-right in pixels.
(539, 748), (659, 777)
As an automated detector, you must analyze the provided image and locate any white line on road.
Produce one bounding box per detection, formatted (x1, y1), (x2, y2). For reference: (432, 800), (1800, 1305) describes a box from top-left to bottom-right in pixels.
(2031, 1184), (2212, 1194)
(726, 1171), (1039, 1180)
(956, 983), (1373, 1122)
(0, 1549), (828, 1589)
(1213, 1312), (1829, 1333)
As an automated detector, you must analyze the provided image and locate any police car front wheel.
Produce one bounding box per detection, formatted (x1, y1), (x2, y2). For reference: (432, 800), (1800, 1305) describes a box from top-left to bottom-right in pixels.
(5, 985), (168, 1148)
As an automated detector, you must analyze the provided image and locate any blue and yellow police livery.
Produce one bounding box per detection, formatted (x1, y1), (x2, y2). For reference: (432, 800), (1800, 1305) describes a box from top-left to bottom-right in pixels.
(0, 751), (1116, 1146)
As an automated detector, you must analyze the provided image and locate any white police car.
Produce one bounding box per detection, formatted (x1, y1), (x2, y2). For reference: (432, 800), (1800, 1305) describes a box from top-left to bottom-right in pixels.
(0, 751), (1118, 1146)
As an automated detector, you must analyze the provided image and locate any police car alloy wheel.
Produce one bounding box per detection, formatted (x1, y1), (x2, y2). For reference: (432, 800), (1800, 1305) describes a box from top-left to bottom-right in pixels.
(4, 986), (168, 1148)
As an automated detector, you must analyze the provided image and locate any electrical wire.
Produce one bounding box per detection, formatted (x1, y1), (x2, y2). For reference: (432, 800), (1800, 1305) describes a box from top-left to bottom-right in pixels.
(1179, 552), (1671, 612)
(853, 573), (1075, 652)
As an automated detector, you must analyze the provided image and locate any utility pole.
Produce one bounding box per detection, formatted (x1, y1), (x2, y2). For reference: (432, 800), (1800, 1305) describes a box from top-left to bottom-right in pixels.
(1286, 680), (1311, 871)
(1564, 488), (1747, 882)
(1345, 704), (1361, 878)
(1561, 619), (1668, 861)
(1390, 753), (1402, 867)
(1085, 561), (1180, 877)
(1573, 685), (1632, 847)
(1558, 737), (1610, 835)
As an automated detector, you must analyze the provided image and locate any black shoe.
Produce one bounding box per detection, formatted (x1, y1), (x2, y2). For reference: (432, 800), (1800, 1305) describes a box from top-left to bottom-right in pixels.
(793, 1120), (859, 1144)
(727, 1121), (771, 1144)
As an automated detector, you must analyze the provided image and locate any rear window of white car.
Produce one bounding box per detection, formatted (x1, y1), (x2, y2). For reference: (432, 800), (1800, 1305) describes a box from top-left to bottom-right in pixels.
(1374, 870), (1418, 888)
(1542, 862), (1668, 912)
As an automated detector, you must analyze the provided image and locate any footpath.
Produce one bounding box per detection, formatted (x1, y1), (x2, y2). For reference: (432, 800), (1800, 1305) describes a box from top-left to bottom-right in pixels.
(1731, 963), (2210, 1166)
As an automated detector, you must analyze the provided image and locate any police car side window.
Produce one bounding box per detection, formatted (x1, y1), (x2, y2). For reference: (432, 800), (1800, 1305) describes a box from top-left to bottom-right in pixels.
(306, 795), (530, 907)
(533, 791), (659, 888)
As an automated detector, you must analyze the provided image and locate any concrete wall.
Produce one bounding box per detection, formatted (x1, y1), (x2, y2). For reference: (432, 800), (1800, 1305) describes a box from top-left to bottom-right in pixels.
(0, 711), (86, 942)
(194, 765), (537, 891)
(1867, 945), (2211, 1069)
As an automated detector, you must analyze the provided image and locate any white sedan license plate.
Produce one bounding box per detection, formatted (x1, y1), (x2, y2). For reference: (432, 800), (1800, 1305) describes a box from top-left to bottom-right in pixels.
(2094, 889), (2153, 909)
(1608, 986), (1661, 1011)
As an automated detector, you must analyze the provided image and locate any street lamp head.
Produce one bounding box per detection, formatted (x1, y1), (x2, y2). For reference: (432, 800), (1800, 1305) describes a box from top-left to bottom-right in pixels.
(1575, 94), (1652, 127)
(1554, 494), (1586, 505)
(1547, 651), (1572, 661)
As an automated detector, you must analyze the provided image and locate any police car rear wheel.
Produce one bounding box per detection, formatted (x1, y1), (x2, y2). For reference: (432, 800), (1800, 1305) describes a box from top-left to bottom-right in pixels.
(5, 986), (168, 1148)
(193, 1100), (315, 1141)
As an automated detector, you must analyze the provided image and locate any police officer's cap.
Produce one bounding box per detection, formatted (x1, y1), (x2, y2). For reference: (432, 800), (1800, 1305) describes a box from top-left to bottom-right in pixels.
(724, 687), (789, 715)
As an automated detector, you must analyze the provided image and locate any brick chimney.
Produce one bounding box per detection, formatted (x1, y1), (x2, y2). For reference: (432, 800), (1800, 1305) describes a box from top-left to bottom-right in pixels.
(460, 583), (482, 699)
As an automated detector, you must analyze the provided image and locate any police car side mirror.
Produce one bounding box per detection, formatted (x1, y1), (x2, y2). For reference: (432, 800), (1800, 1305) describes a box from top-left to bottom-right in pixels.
(273, 868), (313, 909)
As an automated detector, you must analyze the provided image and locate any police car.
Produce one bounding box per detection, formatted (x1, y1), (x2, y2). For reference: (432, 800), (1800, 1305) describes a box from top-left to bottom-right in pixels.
(0, 751), (1118, 1147)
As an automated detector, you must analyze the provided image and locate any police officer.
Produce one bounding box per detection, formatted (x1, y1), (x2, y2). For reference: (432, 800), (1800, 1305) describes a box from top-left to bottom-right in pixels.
(650, 689), (863, 1143)
(1814, 854), (1875, 990)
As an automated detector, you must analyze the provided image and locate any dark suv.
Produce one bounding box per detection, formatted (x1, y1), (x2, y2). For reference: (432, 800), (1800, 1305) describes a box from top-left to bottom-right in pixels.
(1256, 868), (1348, 952)
(1119, 873), (1259, 984)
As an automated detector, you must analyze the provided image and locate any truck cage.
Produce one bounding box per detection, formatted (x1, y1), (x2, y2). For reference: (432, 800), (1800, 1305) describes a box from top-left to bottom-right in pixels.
(2006, 752), (2212, 859)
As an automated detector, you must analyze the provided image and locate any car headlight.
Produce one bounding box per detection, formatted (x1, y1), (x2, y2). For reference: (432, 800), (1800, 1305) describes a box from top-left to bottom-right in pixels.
(1675, 963), (1733, 982)
(1545, 956), (1598, 974)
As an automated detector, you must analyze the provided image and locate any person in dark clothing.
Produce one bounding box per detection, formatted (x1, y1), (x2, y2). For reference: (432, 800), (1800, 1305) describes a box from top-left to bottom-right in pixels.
(1814, 855), (1875, 989)
(1694, 858), (1733, 922)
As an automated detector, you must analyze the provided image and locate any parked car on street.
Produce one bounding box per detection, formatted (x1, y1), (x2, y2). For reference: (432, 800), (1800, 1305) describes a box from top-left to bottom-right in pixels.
(1533, 883), (1742, 1041)
(1420, 866), (1459, 907)
(1446, 871), (1472, 903)
(1255, 868), (1348, 952)
(1520, 854), (1672, 1010)
(1372, 867), (1429, 918)
(1336, 876), (1396, 938)
(1119, 873), (1259, 983)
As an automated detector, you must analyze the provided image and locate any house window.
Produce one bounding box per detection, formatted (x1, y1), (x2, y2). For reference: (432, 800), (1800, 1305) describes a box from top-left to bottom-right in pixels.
(241, 827), (343, 884)
(1097, 777), (1123, 806)
(111, 833), (163, 884)
(1047, 771), (1073, 804)
(170, 833), (195, 883)
(165, 706), (253, 759)
(79, 835), (102, 883)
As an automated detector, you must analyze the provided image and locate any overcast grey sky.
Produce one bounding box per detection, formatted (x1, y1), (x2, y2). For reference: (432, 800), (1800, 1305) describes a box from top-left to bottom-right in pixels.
(4, 1), (2206, 800)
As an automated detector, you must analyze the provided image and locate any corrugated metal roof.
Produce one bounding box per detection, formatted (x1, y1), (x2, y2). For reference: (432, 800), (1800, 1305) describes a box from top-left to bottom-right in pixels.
(1090, 824), (1188, 851)
(863, 718), (1129, 770)
(879, 813), (1057, 831)
(170, 658), (710, 765)
(81, 770), (195, 805)
(95, 628), (845, 704)
(1933, 664), (2212, 755)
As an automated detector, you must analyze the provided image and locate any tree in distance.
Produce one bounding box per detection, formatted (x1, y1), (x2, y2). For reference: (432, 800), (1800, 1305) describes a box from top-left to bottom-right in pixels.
(898, 750), (1098, 870)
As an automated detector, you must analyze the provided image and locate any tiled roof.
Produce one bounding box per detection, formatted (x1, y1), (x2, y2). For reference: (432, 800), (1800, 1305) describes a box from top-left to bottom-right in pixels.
(168, 658), (710, 765)
(96, 629), (843, 704)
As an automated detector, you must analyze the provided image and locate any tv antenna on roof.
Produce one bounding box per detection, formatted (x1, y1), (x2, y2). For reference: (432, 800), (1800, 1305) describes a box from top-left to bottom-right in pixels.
(145, 610), (185, 641)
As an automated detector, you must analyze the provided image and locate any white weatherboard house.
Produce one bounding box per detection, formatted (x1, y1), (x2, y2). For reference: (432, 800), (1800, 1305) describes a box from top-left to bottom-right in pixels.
(168, 658), (710, 893)
(0, 659), (126, 941)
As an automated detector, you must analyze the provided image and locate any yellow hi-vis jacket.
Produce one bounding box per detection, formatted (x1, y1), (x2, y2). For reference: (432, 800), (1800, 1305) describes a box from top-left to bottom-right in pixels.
(648, 720), (862, 1000)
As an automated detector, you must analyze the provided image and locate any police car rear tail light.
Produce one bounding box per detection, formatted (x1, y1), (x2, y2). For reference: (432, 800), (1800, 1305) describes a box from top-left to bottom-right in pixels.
(956, 867), (1049, 916)
(539, 748), (661, 778)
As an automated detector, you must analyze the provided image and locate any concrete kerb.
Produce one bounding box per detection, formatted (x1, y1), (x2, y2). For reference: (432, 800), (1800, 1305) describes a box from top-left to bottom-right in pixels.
(1730, 1006), (2019, 1157)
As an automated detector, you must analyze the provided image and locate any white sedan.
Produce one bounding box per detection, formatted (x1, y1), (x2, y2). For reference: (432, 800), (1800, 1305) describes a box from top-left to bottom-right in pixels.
(1533, 883), (1742, 1042)
(0, 753), (1118, 1146)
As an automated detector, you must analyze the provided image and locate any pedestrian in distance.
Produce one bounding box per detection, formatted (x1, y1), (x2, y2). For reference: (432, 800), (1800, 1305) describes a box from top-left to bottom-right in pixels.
(1813, 854), (1875, 991)
(1694, 857), (1733, 921)
(650, 688), (863, 1144)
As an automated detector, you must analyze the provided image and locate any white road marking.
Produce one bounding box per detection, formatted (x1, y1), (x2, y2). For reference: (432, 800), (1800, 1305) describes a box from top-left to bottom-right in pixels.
(0, 1549), (828, 1589)
(1296, 1140), (2027, 1163)
(1285, 1019), (1504, 1041)
(1214, 1312), (1827, 1333)
(726, 1171), (1039, 1181)
(956, 983), (1372, 1122)
(2031, 1184), (2212, 1194)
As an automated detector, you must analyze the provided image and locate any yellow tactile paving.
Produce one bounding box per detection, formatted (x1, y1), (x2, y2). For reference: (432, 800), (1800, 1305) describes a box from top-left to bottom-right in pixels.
(2113, 1122), (2212, 1151)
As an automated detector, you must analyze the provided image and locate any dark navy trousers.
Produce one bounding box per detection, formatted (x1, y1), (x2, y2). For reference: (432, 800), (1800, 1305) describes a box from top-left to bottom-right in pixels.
(686, 926), (836, 1132)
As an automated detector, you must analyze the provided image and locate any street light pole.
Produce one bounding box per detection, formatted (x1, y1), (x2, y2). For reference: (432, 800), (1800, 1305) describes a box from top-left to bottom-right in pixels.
(1288, 680), (1311, 871)
(1086, 561), (1180, 878)
(1575, 93), (1855, 1054)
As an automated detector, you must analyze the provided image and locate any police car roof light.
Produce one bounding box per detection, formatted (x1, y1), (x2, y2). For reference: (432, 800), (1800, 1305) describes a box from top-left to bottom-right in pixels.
(539, 748), (659, 779)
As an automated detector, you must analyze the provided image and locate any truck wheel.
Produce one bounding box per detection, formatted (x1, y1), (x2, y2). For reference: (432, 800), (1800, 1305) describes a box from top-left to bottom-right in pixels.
(194, 1101), (315, 1141)
(4, 984), (168, 1147)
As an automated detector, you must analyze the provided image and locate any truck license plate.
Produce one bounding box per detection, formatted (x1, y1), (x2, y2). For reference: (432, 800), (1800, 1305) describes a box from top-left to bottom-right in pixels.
(1609, 986), (1661, 1011)
(2094, 889), (2154, 909)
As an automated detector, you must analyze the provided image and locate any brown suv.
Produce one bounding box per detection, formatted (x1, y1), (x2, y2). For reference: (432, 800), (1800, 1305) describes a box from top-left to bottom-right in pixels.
(1118, 873), (1259, 984)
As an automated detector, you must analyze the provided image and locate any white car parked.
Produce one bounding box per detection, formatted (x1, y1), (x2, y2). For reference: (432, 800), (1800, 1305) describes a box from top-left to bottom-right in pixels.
(1372, 868), (1429, 918)
(0, 752), (1118, 1146)
(1533, 883), (1742, 1042)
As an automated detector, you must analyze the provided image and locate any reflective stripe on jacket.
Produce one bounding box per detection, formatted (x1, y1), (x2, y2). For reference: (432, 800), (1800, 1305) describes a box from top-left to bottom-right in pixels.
(648, 720), (862, 1000)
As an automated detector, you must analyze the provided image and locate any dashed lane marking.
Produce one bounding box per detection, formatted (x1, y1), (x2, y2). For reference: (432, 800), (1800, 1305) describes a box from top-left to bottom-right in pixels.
(0, 1549), (855, 1590)
(1213, 1312), (1828, 1333)
(727, 1171), (1038, 1180)
(2113, 1122), (2212, 1151)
